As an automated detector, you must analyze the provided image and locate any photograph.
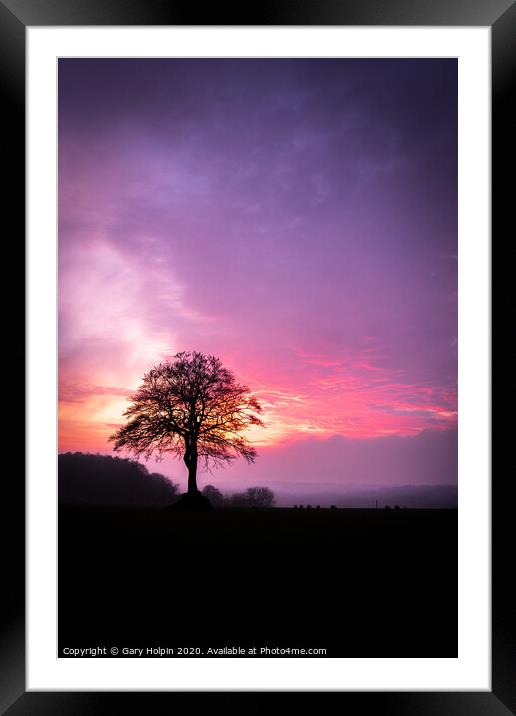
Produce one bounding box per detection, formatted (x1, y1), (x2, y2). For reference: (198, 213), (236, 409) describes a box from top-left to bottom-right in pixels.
(57, 57), (459, 659)
(0, 0), (507, 706)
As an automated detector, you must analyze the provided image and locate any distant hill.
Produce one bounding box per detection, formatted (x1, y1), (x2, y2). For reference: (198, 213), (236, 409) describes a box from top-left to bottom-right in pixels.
(58, 452), (180, 506)
(272, 484), (457, 508)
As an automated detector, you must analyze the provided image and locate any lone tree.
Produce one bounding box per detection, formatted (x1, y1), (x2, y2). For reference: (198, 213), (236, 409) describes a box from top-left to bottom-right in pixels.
(110, 351), (264, 496)
(245, 486), (275, 509)
(228, 487), (275, 509)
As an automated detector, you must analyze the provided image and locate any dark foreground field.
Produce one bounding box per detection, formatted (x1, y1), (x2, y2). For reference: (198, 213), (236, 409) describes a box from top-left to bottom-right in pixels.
(59, 506), (457, 657)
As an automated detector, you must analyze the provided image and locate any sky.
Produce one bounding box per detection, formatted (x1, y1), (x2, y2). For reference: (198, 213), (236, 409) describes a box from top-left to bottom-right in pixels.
(58, 58), (457, 501)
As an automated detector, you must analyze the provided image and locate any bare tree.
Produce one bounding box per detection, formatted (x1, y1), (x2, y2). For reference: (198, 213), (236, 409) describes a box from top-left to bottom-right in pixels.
(245, 486), (275, 508)
(228, 486), (275, 508)
(110, 351), (264, 495)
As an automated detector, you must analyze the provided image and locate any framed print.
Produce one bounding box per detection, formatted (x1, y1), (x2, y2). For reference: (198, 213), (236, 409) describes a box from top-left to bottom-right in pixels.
(2, 0), (512, 712)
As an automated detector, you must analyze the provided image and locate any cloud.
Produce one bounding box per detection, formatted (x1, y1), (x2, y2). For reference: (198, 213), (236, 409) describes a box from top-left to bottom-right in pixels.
(59, 383), (133, 403)
(208, 428), (458, 492)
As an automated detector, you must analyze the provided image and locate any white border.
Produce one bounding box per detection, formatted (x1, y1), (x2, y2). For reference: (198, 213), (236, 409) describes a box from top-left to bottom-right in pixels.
(27, 26), (490, 691)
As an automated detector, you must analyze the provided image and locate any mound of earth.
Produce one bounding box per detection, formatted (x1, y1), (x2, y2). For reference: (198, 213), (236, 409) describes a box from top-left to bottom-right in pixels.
(168, 492), (213, 511)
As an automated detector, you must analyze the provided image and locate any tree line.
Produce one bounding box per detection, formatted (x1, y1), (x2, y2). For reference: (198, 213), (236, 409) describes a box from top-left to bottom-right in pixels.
(59, 452), (275, 508)
(202, 484), (275, 509)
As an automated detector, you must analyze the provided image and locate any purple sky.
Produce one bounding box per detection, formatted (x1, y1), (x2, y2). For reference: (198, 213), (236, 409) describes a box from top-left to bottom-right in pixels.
(58, 59), (457, 499)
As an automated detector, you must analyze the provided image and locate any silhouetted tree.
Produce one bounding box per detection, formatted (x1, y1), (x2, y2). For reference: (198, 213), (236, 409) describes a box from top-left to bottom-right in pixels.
(110, 351), (263, 495)
(227, 486), (275, 509)
(202, 484), (225, 508)
(245, 486), (275, 508)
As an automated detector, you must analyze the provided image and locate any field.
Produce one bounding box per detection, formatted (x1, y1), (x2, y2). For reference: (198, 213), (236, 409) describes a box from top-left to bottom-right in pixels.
(59, 505), (457, 657)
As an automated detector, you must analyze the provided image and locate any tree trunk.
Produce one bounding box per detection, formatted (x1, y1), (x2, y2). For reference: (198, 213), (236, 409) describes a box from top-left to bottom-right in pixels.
(184, 442), (198, 494)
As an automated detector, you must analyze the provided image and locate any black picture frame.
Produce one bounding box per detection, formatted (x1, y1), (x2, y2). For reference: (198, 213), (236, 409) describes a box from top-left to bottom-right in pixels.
(3, 0), (510, 712)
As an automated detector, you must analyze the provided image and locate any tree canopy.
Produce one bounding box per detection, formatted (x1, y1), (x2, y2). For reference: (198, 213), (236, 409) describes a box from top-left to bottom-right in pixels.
(110, 351), (264, 494)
